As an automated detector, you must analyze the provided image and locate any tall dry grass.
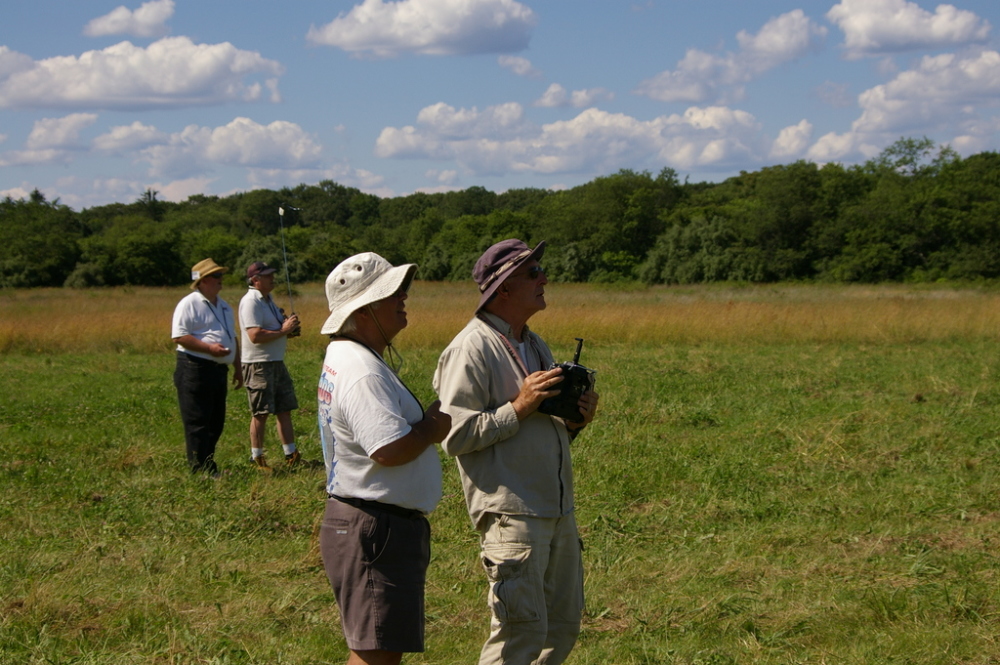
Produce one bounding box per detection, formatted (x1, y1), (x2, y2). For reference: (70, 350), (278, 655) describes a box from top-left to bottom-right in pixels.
(3, 281), (999, 354)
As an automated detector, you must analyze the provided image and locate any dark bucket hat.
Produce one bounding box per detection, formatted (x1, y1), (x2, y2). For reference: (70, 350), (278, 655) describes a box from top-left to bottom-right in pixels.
(472, 239), (546, 312)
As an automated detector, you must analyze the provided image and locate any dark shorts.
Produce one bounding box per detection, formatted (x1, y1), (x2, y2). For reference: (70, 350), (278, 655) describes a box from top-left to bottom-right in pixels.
(242, 361), (298, 416)
(319, 497), (431, 653)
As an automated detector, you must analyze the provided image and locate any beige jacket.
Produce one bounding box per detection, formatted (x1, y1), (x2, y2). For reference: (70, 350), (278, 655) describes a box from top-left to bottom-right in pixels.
(433, 313), (574, 528)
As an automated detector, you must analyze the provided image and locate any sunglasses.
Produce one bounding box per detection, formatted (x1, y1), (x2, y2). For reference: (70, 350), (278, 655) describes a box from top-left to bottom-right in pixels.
(518, 265), (545, 279)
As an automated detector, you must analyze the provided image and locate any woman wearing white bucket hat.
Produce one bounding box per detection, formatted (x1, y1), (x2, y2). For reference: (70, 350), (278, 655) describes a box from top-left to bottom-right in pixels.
(316, 252), (451, 665)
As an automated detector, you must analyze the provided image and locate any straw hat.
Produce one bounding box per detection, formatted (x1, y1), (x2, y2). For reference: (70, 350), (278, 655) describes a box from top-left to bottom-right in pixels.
(190, 258), (228, 290)
(321, 253), (416, 335)
(472, 239), (546, 311)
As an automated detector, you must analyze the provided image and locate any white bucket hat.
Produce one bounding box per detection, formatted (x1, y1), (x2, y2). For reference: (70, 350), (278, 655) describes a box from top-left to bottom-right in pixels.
(321, 253), (417, 335)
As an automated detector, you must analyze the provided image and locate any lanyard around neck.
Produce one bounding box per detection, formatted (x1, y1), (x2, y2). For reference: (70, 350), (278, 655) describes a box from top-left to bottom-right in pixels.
(203, 298), (232, 343)
(258, 290), (283, 323)
(477, 314), (532, 378)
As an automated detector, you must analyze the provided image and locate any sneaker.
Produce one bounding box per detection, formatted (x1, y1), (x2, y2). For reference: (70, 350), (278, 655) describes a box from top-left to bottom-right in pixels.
(252, 455), (272, 472)
(285, 450), (301, 466)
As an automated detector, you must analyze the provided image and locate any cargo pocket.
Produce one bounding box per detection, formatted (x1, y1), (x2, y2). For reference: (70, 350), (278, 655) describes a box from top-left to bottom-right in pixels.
(244, 366), (266, 391)
(481, 544), (542, 623)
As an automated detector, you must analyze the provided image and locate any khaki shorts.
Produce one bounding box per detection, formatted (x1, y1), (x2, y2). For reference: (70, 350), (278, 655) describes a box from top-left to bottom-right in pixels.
(242, 361), (298, 416)
(319, 497), (431, 653)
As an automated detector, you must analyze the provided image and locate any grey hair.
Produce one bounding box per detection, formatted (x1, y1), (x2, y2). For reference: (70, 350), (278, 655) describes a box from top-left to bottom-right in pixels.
(336, 311), (359, 336)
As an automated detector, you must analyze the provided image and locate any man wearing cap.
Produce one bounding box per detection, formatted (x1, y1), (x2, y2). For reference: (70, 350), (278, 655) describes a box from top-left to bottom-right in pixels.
(239, 261), (302, 470)
(317, 252), (451, 665)
(433, 239), (600, 665)
(171, 258), (243, 475)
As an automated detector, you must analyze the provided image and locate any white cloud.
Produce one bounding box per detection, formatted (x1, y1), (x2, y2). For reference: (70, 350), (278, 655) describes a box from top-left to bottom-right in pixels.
(51, 175), (149, 208)
(154, 176), (217, 203)
(853, 49), (1000, 134)
(1, 186), (33, 201)
(94, 121), (169, 152)
(83, 0), (175, 38)
(950, 116), (1000, 153)
(636, 10), (827, 103)
(806, 131), (862, 162)
(0, 148), (72, 167)
(27, 113), (98, 149)
(827, 0), (991, 59)
(48, 175), (214, 209)
(427, 169), (459, 184)
(806, 49), (1000, 162)
(375, 102), (766, 177)
(0, 113), (99, 167)
(498, 55), (541, 78)
(414, 101), (527, 140)
(535, 84), (568, 108)
(137, 117), (324, 179)
(770, 120), (814, 159)
(306, 0), (537, 57)
(0, 46), (35, 78)
(0, 37), (283, 110)
(534, 83), (614, 109)
(247, 165), (389, 197)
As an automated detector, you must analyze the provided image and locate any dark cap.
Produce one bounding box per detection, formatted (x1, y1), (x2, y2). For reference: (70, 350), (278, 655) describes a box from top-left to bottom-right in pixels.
(472, 239), (546, 312)
(247, 261), (278, 281)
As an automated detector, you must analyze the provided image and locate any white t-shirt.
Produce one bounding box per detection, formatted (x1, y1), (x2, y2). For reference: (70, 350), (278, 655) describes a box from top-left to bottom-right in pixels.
(239, 288), (286, 363)
(171, 291), (237, 365)
(318, 339), (442, 515)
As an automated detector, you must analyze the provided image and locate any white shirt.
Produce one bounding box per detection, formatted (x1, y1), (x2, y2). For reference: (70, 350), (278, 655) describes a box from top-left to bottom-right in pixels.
(171, 291), (237, 364)
(318, 339), (442, 515)
(239, 288), (287, 363)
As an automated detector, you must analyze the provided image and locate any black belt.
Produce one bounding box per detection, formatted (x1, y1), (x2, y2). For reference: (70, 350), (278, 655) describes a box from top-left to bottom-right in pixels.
(177, 350), (226, 367)
(330, 495), (424, 520)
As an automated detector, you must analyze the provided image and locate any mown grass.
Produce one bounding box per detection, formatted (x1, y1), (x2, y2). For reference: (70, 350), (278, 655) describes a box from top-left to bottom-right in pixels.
(2, 282), (1000, 664)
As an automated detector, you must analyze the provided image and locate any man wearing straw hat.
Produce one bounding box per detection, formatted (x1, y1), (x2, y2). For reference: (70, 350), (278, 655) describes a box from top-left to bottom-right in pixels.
(316, 252), (451, 665)
(171, 258), (243, 476)
(434, 239), (600, 665)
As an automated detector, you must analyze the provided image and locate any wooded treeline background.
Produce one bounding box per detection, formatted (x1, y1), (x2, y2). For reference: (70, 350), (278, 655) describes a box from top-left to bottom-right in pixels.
(3, 137), (999, 289)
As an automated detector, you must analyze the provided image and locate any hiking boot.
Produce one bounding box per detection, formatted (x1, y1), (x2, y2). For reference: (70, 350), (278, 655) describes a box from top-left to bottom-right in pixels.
(252, 455), (272, 472)
(285, 450), (301, 467)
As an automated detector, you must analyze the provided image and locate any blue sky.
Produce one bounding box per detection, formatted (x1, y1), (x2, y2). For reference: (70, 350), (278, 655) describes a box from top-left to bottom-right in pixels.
(1, 0), (997, 209)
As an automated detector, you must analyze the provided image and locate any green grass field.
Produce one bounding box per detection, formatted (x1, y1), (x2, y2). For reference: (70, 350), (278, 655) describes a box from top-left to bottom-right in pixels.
(2, 282), (1000, 664)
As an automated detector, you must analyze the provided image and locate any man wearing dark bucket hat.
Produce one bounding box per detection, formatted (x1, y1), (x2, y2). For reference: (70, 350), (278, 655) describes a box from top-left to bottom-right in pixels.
(433, 239), (600, 665)
(316, 252), (451, 665)
(171, 258), (243, 475)
(238, 261), (302, 471)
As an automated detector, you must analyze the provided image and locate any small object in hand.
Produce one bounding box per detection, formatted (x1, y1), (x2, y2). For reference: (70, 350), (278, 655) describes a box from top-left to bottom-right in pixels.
(538, 338), (596, 423)
(281, 307), (302, 337)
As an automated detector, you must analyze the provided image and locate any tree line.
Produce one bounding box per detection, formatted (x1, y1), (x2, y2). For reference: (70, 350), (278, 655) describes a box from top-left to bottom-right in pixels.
(3, 137), (999, 289)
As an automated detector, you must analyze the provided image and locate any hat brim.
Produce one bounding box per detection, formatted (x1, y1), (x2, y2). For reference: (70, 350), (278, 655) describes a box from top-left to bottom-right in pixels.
(191, 266), (228, 290)
(250, 268), (278, 279)
(321, 263), (417, 335)
(475, 241), (546, 312)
